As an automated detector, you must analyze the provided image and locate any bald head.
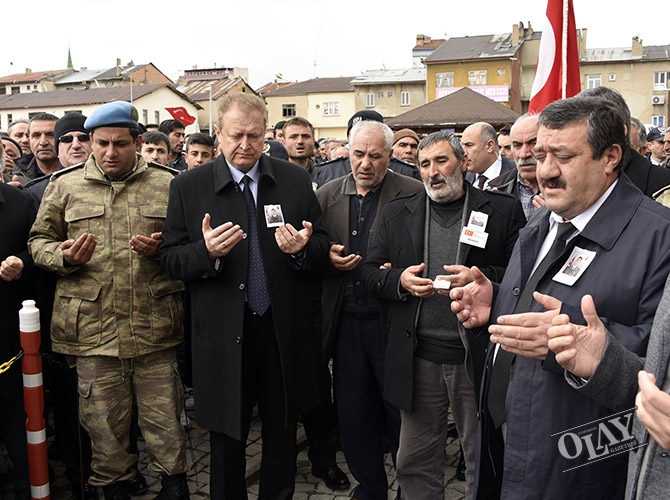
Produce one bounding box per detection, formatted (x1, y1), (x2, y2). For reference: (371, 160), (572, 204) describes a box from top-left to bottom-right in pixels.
(461, 122), (499, 174)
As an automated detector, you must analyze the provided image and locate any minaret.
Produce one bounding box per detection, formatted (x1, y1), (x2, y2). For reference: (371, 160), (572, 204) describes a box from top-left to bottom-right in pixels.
(67, 47), (73, 69)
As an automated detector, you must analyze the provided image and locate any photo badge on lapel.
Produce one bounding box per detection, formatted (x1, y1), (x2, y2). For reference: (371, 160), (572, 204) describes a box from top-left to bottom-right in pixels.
(459, 210), (489, 249)
(553, 247), (596, 286)
(264, 204), (284, 228)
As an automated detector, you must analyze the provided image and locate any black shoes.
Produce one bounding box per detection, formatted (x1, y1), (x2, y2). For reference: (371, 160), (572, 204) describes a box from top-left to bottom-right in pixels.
(128, 472), (148, 496)
(71, 483), (99, 500)
(156, 473), (190, 500)
(99, 472), (148, 500)
(312, 464), (351, 490)
(101, 481), (130, 500)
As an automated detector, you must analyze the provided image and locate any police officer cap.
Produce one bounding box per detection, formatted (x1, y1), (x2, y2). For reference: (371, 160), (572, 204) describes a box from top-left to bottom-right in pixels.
(647, 127), (665, 143)
(347, 110), (383, 136)
(263, 140), (289, 161)
(85, 101), (140, 130)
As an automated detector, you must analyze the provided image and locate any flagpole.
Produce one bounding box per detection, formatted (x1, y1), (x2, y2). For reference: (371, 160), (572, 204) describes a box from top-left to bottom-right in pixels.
(562, 0), (569, 99)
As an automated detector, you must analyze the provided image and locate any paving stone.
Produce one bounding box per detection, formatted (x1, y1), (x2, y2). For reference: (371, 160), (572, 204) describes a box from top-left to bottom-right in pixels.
(1, 402), (466, 500)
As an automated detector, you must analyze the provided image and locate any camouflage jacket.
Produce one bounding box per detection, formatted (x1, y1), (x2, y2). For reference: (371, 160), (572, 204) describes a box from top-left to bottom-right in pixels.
(28, 154), (184, 358)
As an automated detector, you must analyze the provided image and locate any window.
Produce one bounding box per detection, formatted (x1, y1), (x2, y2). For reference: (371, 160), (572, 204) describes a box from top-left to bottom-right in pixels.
(154, 111), (160, 124)
(388, 92), (393, 98)
(401, 91), (410, 106)
(11, 86), (20, 95)
(323, 102), (339, 116)
(436, 72), (454, 88)
(366, 93), (375, 107)
(497, 68), (506, 77)
(586, 74), (602, 89)
(609, 73), (616, 82)
(378, 92), (384, 99)
(652, 115), (666, 128)
(7, 114), (12, 125)
(468, 70), (487, 86)
(0, 87), (6, 95)
(282, 104), (296, 117)
(143, 109), (148, 124)
(654, 72), (670, 91)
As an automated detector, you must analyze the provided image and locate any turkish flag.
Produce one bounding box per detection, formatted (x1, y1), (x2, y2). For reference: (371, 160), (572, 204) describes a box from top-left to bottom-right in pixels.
(165, 107), (196, 126)
(528, 0), (581, 113)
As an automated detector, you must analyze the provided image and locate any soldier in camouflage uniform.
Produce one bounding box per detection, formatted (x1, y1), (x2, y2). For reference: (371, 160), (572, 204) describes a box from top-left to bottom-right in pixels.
(28, 101), (189, 500)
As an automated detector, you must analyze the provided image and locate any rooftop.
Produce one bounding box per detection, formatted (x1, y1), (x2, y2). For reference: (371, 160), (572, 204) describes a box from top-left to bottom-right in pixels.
(385, 87), (520, 131)
(264, 77), (355, 96)
(0, 84), (201, 111)
(350, 68), (426, 85)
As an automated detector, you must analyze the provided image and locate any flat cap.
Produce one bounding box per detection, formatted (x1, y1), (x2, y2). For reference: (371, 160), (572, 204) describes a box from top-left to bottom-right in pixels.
(85, 101), (139, 130)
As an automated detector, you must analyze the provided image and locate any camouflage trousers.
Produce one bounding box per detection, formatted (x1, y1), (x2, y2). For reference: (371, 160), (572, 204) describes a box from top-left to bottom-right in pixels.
(76, 348), (187, 486)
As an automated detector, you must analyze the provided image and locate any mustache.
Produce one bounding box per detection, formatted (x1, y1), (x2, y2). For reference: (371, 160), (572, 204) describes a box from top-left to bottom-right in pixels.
(541, 177), (567, 189)
(428, 174), (447, 186)
(517, 158), (537, 167)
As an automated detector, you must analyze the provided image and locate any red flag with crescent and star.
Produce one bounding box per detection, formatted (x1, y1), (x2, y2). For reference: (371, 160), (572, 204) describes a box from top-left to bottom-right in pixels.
(165, 107), (196, 126)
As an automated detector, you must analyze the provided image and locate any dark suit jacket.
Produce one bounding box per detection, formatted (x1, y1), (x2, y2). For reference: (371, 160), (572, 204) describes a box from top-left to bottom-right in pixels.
(160, 154), (329, 439)
(479, 174), (670, 500)
(360, 184), (526, 411)
(487, 167), (518, 196)
(621, 146), (670, 197)
(466, 156), (516, 186)
(316, 170), (423, 359)
(0, 184), (36, 396)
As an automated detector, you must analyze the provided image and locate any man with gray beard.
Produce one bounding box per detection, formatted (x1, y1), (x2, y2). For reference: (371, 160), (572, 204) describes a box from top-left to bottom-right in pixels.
(361, 131), (525, 499)
(488, 114), (541, 219)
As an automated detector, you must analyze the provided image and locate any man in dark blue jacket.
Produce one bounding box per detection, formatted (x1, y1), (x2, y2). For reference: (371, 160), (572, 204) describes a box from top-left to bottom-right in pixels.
(451, 96), (670, 500)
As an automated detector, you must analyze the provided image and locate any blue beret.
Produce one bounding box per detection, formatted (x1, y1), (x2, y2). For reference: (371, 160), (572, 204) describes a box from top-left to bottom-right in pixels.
(85, 101), (139, 130)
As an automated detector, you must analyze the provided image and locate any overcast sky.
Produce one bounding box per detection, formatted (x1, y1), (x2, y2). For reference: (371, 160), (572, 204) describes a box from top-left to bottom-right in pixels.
(2, 1), (665, 90)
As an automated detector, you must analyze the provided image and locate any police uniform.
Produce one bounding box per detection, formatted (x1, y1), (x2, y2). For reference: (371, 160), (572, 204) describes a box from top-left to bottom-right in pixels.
(28, 102), (188, 496)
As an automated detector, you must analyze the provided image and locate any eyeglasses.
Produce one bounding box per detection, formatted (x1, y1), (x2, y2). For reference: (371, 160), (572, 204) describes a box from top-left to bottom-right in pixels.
(59, 133), (90, 144)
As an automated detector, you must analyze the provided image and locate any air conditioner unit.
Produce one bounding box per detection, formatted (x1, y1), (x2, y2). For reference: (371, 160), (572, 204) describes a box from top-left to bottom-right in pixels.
(652, 96), (665, 105)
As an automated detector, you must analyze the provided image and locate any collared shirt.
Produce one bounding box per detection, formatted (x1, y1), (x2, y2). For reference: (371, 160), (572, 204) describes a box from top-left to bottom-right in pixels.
(227, 160), (261, 202)
(533, 179), (618, 274)
(342, 173), (383, 315)
(493, 179), (619, 365)
(516, 172), (538, 219)
(476, 156), (503, 189)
